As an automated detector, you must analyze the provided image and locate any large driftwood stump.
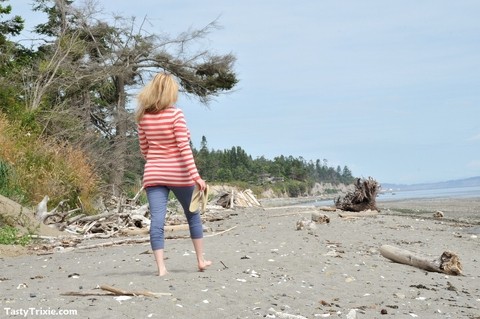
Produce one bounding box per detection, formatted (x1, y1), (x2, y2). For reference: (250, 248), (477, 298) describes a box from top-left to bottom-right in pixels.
(216, 189), (261, 208)
(335, 177), (379, 212)
(379, 245), (463, 276)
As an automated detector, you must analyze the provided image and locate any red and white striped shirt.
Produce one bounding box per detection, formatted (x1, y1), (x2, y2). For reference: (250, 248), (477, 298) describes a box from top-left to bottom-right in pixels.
(137, 107), (200, 187)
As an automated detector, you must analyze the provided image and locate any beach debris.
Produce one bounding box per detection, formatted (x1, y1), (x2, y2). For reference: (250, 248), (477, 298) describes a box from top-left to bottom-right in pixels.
(379, 245), (463, 276)
(296, 212), (331, 230)
(205, 225), (238, 238)
(335, 177), (379, 212)
(268, 307), (308, 319)
(16, 283), (28, 289)
(114, 296), (132, 303)
(318, 206), (337, 212)
(446, 281), (458, 291)
(346, 309), (357, 319)
(338, 210), (378, 219)
(319, 300), (332, 307)
(344, 276), (355, 283)
(433, 210), (444, 219)
(311, 212), (330, 224)
(295, 217), (316, 230)
(35, 195), (49, 222)
(243, 269), (260, 277)
(323, 250), (339, 257)
(75, 237), (150, 250)
(62, 284), (172, 298)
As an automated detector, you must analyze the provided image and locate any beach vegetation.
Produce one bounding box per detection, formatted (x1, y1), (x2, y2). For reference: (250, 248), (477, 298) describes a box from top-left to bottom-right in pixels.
(0, 115), (100, 211)
(0, 225), (31, 246)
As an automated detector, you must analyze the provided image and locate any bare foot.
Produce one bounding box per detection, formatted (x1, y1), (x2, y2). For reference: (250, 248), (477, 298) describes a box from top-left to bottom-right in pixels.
(198, 260), (212, 272)
(157, 267), (168, 277)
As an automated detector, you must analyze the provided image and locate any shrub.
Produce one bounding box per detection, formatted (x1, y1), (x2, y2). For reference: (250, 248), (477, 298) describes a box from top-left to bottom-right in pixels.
(0, 225), (31, 246)
(0, 115), (100, 212)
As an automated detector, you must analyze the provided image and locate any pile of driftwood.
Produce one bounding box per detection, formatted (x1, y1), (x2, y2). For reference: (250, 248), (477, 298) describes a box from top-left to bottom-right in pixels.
(335, 177), (380, 212)
(35, 195), (150, 238)
(33, 187), (263, 240)
(216, 189), (261, 208)
(34, 191), (230, 239)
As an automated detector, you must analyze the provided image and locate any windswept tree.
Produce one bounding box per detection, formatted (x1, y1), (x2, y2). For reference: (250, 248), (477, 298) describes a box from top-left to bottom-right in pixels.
(0, 0), (31, 118)
(0, 0), (23, 44)
(20, 0), (238, 194)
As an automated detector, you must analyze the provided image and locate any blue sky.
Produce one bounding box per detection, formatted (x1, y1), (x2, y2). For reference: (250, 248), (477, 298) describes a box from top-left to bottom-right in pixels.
(12, 0), (480, 184)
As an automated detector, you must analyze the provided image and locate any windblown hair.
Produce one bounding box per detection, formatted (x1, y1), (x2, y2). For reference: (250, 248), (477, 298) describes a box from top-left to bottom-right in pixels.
(135, 72), (179, 122)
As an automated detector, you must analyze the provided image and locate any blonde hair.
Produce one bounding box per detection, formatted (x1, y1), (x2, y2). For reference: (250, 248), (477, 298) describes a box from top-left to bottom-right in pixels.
(135, 72), (179, 122)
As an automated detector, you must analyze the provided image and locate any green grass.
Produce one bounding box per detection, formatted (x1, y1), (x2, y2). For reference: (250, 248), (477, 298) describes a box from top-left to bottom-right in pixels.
(0, 225), (31, 246)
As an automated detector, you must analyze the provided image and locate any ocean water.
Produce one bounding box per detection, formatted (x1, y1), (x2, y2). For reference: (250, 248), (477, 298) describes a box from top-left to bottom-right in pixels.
(377, 185), (480, 202)
(312, 185), (480, 207)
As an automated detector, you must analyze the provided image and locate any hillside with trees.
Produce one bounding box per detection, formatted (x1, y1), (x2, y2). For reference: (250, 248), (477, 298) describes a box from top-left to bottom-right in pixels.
(0, 0), (355, 212)
(192, 136), (355, 197)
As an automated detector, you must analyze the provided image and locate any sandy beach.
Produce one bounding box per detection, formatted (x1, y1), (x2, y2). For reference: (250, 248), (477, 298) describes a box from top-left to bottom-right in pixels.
(1, 197), (479, 319)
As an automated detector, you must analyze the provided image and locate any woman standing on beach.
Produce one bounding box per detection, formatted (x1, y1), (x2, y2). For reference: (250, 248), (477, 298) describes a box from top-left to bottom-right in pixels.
(135, 72), (212, 276)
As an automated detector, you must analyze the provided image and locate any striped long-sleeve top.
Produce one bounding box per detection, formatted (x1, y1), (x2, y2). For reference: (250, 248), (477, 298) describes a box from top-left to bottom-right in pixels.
(137, 107), (201, 188)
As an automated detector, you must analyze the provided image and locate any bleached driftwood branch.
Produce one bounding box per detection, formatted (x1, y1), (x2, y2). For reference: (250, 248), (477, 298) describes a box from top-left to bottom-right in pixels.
(379, 244), (463, 276)
(62, 284), (171, 298)
(268, 308), (308, 319)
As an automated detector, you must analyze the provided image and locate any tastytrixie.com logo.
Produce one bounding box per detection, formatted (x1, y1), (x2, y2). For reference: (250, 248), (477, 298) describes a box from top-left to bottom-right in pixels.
(3, 307), (78, 317)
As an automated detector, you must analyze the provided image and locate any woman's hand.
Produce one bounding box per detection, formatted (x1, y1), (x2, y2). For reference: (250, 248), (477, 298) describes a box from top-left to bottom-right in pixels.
(196, 178), (206, 191)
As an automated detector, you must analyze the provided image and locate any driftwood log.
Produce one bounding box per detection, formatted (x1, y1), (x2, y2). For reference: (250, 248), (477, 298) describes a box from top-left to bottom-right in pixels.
(339, 210), (378, 218)
(99, 285), (171, 297)
(335, 177), (379, 212)
(379, 244), (463, 276)
(62, 284), (171, 298)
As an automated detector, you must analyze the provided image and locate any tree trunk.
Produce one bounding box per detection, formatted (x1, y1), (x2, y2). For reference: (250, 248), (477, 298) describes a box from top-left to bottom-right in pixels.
(110, 75), (127, 195)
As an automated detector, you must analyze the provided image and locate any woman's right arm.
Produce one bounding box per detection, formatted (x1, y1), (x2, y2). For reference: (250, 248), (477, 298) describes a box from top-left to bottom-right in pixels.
(138, 125), (149, 159)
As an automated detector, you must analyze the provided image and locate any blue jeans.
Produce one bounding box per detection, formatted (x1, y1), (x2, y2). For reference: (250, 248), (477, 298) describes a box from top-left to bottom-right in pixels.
(145, 185), (204, 251)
